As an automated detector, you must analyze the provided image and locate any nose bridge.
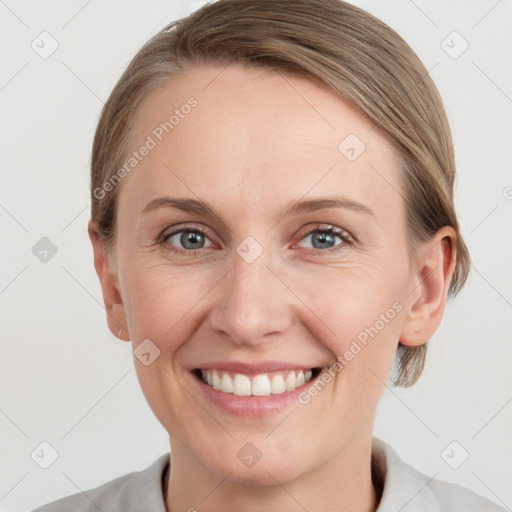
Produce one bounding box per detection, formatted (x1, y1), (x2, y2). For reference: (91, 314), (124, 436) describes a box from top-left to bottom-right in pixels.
(209, 239), (292, 345)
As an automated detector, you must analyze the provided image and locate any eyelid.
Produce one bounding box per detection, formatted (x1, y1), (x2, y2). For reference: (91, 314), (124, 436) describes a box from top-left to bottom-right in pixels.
(299, 223), (352, 240)
(160, 223), (212, 241)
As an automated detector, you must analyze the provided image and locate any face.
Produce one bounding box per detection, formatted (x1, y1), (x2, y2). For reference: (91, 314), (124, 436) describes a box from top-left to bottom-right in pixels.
(108, 63), (421, 484)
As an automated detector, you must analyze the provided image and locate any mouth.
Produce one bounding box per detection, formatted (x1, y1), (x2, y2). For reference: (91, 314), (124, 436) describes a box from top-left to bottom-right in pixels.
(192, 367), (322, 396)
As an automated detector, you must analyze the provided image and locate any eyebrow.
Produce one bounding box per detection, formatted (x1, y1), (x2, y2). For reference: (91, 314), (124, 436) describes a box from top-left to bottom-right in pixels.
(142, 195), (375, 224)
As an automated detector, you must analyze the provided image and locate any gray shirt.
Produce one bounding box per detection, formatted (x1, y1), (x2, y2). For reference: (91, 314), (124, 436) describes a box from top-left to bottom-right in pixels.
(32, 437), (507, 511)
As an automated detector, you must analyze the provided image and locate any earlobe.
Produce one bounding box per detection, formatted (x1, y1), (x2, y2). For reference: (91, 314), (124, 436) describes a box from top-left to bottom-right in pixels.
(88, 220), (129, 342)
(400, 226), (457, 347)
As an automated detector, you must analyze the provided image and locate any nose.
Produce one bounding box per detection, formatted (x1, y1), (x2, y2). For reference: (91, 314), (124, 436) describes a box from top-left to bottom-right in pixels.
(208, 244), (294, 347)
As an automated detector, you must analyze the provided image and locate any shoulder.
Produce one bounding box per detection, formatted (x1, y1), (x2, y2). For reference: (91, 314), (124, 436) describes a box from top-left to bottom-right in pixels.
(31, 453), (170, 512)
(372, 438), (507, 512)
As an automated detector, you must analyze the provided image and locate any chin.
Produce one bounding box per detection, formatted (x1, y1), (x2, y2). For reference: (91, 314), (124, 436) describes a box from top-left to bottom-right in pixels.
(197, 438), (311, 486)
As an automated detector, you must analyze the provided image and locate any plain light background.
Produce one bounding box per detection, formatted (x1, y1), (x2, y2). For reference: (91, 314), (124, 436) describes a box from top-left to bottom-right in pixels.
(1, 0), (511, 510)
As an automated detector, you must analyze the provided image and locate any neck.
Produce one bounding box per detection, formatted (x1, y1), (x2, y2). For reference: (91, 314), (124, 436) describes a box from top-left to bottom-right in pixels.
(164, 434), (380, 512)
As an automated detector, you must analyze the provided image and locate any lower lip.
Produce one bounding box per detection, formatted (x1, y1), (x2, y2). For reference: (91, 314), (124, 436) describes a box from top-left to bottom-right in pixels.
(192, 372), (317, 417)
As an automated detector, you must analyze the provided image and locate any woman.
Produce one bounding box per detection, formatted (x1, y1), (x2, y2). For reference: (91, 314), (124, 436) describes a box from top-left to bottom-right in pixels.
(33, 0), (506, 510)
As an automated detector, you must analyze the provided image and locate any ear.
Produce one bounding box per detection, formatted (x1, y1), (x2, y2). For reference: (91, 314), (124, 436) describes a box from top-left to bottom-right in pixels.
(400, 226), (457, 346)
(88, 219), (129, 342)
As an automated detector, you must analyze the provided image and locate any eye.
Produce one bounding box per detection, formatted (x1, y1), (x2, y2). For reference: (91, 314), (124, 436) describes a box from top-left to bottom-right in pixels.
(296, 224), (352, 254)
(159, 223), (352, 256)
(161, 224), (214, 254)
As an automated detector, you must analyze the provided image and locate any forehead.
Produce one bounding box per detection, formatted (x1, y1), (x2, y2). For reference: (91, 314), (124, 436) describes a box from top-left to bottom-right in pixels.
(119, 63), (402, 220)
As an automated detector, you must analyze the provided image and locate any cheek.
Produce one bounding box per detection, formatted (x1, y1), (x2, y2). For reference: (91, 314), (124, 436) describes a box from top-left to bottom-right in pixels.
(122, 261), (207, 344)
(297, 266), (407, 408)
(300, 266), (405, 348)
(120, 264), (212, 436)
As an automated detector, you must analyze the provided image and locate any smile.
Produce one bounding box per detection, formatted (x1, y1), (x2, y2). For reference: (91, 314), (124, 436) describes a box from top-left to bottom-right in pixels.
(193, 368), (321, 396)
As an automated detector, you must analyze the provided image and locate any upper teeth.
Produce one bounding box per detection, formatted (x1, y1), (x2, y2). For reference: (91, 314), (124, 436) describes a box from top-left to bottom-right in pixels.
(201, 369), (313, 396)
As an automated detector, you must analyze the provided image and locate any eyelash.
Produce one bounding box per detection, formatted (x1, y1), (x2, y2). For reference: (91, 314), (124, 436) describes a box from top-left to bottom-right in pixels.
(159, 223), (353, 257)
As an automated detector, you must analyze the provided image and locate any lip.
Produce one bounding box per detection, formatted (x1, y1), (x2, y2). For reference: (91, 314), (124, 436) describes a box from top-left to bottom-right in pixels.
(189, 360), (316, 375)
(188, 361), (324, 417)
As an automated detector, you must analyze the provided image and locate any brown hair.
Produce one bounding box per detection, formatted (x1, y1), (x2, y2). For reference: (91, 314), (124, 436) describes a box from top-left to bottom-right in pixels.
(90, 0), (470, 386)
